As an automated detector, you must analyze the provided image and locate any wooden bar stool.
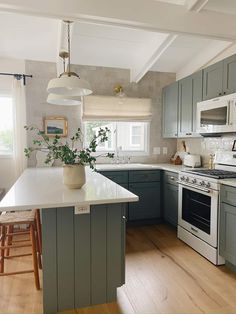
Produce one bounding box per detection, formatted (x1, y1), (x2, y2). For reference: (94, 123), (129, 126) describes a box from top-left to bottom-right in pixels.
(0, 209), (41, 290)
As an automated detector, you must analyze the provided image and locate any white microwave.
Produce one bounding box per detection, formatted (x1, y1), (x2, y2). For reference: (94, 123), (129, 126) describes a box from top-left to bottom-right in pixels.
(196, 93), (236, 134)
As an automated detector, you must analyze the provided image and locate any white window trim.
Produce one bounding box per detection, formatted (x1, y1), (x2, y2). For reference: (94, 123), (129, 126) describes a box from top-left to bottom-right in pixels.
(83, 121), (150, 157)
(0, 94), (13, 157)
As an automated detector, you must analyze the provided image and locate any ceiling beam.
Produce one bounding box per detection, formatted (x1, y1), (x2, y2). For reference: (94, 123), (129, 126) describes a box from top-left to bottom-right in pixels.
(130, 34), (178, 83)
(176, 40), (233, 80)
(1, 0), (236, 41)
(186, 0), (209, 12)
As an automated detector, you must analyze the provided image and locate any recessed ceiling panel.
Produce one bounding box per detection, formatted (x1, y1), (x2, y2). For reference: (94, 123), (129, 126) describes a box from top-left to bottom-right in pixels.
(151, 35), (221, 73)
(0, 12), (59, 62)
(204, 0), (236, 16)
(71, 22), (169, 69)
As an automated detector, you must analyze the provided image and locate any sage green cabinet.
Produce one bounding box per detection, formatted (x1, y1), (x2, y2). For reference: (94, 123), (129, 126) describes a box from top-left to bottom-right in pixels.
(162, 81), (178, 138)
(178, 71), (203, 138)
(203, 55), (236, 100)
(223, 54), (236, 95)
(203, 60), (223, 100)
(163, 171), (178, 227)
(129, 181), (161, 221)
(220, 185), (236, 266)
(98, 170), (161, 223)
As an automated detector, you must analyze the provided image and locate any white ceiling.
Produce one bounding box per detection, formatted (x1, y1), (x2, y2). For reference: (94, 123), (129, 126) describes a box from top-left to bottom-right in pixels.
(71, 22), (169, 69)
(0, 12), (59, 62)
(204, 0), (236, 16)
(0, 1), (235, 81)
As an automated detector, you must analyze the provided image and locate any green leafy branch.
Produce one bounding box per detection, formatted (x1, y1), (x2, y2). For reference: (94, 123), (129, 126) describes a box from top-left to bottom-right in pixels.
(24, 125), (114, 168)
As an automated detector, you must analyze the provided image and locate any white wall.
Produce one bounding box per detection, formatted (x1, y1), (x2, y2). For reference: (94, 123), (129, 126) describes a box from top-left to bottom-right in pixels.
(0, 58), (25, 191)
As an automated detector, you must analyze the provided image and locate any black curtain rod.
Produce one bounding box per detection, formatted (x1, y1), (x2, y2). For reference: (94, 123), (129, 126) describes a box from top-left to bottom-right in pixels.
(0, 72), (33, 85)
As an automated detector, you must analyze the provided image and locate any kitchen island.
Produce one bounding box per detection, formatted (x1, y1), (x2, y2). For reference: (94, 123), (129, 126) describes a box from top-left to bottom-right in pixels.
(0, 167), (138, 314)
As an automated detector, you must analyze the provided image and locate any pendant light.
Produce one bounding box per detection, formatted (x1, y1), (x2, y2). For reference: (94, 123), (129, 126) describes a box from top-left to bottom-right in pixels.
(47, 21), (92, 96)
(47, 51), (82, 105)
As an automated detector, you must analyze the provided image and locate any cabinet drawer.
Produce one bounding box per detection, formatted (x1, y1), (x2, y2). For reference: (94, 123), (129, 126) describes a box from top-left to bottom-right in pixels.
(164, 171), (178, 186)
(221, 185), (236, 207)
(129, 170), (160, 183)
(99, 171), (128, 184)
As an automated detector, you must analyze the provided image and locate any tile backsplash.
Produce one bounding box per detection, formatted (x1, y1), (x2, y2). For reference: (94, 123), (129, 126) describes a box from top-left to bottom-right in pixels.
(177, 135), (236, 167)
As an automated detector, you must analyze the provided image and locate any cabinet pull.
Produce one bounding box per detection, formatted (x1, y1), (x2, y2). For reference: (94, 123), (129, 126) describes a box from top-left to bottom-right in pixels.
(122, 216), (127, 222)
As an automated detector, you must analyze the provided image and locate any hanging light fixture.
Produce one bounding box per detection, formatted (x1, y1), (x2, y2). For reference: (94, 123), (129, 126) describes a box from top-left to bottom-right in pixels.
(47, 51), (82, 105)
(47, 20), (92, 96)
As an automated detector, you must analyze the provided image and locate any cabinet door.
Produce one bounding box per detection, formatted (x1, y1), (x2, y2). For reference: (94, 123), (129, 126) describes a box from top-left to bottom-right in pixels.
(178, 76), (193, 137)
(223, 54), (236, 95)
(162, 82), (178, 138)
(178, 71), (203, 137)
(164, 183), (178, 227)
(219, 202), (236, 266)
(192, 71), (203, 134)
(203, 61), (223, 100)
(128, 182), (161, 221)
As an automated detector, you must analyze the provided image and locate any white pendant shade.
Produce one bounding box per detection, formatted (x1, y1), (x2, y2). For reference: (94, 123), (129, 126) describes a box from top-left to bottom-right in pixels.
(47, 75), (92, 96)
(47, 93), (82, 106)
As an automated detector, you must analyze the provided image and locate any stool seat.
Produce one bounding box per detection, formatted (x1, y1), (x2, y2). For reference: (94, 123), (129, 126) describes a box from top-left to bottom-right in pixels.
(0, 210), (36, 226)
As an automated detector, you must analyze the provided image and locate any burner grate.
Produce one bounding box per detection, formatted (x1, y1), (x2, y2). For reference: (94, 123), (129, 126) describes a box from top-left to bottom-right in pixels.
(186, 169), (236, 179)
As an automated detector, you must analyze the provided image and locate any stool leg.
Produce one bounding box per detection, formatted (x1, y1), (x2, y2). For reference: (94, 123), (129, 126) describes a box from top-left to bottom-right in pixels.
(34, 221), (42, 270)
(30, 224), (40, 290)
(0, 225), (6, 273)
(35, 209), (42, 255)
(6, 225), (13, 257)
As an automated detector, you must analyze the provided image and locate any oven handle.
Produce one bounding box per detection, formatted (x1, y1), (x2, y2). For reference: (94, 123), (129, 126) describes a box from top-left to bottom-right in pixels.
(177, 181), (211, 193)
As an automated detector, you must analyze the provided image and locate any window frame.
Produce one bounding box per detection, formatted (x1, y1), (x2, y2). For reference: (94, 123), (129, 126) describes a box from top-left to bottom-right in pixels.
(0, 93), (14, 157)
(83, 121), (150, 156)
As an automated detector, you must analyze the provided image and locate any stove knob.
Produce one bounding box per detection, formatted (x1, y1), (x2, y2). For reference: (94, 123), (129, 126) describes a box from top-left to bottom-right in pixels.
(200, 181), (206, 186)
(180, 176), (185, 181)
(191, 179), (197, 184)
(206, 182), (211, 188)
(186, 177), (189, 182)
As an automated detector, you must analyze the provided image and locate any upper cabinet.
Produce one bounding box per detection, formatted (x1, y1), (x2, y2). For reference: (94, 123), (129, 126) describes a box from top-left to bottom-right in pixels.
(178, 71), (203, 137)
(203, 54), (236, 100)
(223, 54), (236, 95)
(162, 53), (236, 138)
(203, 60), (223, 100)
(162, 82), (178, 138)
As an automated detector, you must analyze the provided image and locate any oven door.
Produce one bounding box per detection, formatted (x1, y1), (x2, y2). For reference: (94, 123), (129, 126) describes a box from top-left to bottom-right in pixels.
(178, 183), (218, 248)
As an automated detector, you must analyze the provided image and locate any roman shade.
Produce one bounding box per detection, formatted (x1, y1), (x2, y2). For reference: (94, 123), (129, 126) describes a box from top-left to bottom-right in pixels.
(82, 95), (152, 121)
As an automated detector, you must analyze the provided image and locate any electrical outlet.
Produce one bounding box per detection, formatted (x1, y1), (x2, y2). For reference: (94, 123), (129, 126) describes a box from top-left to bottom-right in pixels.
(163, 147), (168, 155)
(153, 147), (161, 155)
(74, 205), (90, 215)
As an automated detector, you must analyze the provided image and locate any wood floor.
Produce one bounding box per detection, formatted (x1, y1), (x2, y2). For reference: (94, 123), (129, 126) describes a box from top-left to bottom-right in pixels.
(1, 224), (236, 314)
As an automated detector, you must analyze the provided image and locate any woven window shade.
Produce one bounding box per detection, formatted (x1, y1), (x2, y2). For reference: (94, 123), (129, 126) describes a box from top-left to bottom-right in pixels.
(82, 95), (152, 121)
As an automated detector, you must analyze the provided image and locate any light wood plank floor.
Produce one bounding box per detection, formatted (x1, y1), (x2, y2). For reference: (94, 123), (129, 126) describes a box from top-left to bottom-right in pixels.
(1, 224), (236, 314)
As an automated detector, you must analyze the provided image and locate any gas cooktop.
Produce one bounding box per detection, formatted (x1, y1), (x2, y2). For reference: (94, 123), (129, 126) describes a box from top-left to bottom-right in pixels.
(185, 169), (236, 179)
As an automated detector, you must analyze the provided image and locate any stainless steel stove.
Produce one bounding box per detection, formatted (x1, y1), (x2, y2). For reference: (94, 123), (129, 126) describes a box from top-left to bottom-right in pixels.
(177, 151), (236, 265)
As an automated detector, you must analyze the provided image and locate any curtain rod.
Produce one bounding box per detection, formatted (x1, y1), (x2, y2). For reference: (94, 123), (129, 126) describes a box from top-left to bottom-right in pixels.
(0, 72), (33, 85)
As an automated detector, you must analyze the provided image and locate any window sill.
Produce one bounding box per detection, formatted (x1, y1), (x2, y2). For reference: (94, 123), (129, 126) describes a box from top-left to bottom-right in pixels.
(0, 154), (13, 159)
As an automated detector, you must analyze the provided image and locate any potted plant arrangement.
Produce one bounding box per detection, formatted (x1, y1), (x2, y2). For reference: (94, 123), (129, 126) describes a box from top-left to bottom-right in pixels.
(24, 126), (113, 189)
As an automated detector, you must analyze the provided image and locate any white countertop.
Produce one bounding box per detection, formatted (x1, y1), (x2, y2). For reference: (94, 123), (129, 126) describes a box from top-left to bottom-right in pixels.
(96, 163), (186, 173)
(0, 167), (138, 212)
(219, 178), (236, 188)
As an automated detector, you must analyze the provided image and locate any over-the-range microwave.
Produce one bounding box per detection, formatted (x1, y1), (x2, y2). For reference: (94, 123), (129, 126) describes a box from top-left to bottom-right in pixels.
(196, 93), (236, 135)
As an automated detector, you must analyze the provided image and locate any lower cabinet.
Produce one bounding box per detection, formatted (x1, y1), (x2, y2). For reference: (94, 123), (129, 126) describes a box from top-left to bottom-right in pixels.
(98, 170), (161, 223)
(128, 181), (161, 221)
(220, 185), (236, 266)
(163, 171), (179, 227)
(99, 169), (179, 226)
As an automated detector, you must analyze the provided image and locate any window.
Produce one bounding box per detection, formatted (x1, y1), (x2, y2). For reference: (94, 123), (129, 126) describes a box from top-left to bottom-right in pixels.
(84, 121), (149, 155)
(0, 96), (13, 155)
